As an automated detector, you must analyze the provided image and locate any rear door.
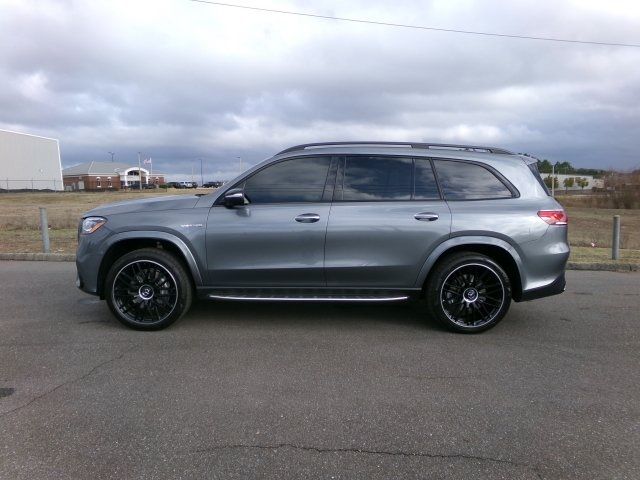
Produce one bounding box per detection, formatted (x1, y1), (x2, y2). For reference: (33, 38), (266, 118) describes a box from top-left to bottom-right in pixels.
(324, 156), (451, 288)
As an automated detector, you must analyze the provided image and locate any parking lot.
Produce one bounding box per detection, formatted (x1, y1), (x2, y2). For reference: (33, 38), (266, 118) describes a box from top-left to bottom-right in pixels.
(0, 261), (638, 479)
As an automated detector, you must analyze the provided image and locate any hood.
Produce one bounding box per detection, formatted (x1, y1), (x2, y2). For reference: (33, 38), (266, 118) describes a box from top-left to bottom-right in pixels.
(84, 195), (200, 217)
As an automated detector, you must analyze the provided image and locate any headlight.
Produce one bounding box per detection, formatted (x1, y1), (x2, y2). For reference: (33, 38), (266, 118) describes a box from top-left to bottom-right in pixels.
(81, 216), (107, 234)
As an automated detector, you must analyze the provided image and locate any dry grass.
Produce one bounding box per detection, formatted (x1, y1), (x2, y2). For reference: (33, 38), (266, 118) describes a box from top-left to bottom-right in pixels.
(563, 207), (640, 249)
(570, 246), (640, 264)
(0, 189), (210, 230)
(0, 191), (639, 262)
(556, 191), (640, 209)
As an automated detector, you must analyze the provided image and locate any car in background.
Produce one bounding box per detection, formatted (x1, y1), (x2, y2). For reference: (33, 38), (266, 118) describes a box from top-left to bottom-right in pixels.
(203, 181), (224, 188)
(76, 141), (569, 333)
(167, 181), (197, 189)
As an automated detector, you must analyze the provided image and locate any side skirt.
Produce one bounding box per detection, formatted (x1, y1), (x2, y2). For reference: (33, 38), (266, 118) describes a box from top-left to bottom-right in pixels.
(196, 287), (421, 303)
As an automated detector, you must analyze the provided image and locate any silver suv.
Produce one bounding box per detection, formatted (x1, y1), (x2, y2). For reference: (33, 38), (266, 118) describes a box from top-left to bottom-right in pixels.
(76, 142), (569, 333)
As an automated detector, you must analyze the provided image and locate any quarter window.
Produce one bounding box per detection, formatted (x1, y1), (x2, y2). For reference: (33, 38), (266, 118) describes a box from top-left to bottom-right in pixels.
(434, 161), (512, 200)
(243, 157), (332, 203)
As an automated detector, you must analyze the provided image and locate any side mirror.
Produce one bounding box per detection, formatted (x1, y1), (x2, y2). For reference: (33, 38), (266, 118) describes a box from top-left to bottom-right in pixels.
(223, 188), (246, 208)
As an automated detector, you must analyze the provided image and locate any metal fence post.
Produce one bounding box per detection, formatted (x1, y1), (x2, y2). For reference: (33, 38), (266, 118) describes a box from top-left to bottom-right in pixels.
(39, 207), (50, 254)
(612, 215), (620, 260)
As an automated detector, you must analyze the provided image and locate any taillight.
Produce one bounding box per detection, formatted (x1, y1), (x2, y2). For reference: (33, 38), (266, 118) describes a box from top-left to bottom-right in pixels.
(538, 210), (568, 225)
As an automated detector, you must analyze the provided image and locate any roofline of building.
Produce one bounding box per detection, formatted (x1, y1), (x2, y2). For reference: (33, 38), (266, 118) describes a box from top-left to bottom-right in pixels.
(0, 128), (60, 143)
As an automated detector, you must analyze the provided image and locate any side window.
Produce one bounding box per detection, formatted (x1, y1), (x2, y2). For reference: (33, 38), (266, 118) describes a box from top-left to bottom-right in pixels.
(342, 156), (412, 201)
(414, 159), (440, 200)
(243, 157), (331, 204)
(434, 160), (513, 200)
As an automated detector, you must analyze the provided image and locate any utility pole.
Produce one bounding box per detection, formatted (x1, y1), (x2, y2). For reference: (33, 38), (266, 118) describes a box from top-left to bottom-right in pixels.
(138, 152), (142, 191)
(551, 163), (555, 197)
(108, 151), (115, 162)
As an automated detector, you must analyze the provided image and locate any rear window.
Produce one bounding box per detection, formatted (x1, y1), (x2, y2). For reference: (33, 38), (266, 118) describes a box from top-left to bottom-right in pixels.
(434, 160), (513, 200)
(528, 162), (551, 195)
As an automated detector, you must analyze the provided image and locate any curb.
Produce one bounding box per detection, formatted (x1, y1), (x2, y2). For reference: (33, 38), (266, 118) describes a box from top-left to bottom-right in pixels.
(566, 261), (638, 272)
(0, 254), (637, 272)
(0, 253), (76, 262)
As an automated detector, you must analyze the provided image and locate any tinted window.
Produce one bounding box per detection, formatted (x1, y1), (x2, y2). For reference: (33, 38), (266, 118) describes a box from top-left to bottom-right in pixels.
(414, 159), (440, 200)
(244, 157), (331, 203)
(342, 156), (412, 201)
(434, 161), (512, 200)
(528, 162), (551, 195)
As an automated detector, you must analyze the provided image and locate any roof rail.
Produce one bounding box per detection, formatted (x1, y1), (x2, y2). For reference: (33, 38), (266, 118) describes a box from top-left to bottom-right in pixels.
(277, 141), (514, 155)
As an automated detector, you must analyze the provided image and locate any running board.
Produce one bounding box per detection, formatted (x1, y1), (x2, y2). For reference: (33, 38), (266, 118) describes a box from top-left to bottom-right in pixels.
(207, 294), (409, 302)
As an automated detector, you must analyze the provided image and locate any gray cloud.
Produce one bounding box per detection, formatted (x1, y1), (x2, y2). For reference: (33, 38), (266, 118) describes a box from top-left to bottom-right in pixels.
(1, 0), (639, 180)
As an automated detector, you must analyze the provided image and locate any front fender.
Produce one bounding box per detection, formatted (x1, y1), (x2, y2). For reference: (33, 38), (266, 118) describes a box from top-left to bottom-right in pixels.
(101, 231), (204, 286)
(413, 235), (525, 288)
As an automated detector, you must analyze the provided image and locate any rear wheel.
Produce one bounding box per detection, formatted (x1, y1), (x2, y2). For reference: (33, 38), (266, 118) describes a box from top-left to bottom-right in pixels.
(426, 253), (511, 333)
(104, 248), (193, 330)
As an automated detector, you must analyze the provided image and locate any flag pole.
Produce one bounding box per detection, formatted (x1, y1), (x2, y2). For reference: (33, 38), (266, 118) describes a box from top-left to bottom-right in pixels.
(138, 152), (142, 191)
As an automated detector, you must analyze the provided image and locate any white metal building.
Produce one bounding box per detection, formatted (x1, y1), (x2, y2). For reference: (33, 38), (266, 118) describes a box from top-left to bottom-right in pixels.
(0, 129), (63, 191)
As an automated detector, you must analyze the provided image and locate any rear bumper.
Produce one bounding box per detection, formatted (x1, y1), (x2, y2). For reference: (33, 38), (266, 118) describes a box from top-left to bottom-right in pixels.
(518, 272), (566, 302)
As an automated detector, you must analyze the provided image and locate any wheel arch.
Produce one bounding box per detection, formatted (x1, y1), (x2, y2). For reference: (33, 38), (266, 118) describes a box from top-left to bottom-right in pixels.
(97, 232), (203, 298)
(416, 236), (524, 301)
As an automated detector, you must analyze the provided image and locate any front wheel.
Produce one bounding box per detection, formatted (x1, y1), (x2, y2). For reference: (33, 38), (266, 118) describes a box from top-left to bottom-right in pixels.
(425, 253), (511, 333)
(104, 248), (193, 330)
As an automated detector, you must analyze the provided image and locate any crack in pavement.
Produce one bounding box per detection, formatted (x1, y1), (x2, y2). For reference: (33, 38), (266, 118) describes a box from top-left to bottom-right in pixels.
(190, 442), (530, 468)
(0, 345), (136, 419)
(398, 374), (484, 381)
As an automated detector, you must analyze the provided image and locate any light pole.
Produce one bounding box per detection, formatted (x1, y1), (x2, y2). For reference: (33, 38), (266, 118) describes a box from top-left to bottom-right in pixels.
(236, 156), (243, 173)
(199, 158), (204, 187)
(108, 151), (115, 162)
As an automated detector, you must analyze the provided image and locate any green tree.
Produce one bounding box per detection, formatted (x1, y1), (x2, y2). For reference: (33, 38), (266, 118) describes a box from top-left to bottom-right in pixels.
(563, 177), (575, 192)
(537, 159), (553, 173)
(544, 175), (559, 189)
(556, 161), (574, 174)
(576, 177), (589, 190)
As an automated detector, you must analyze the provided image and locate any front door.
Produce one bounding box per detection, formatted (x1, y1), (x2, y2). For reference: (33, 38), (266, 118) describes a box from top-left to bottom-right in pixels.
(205, 156), (335, 287)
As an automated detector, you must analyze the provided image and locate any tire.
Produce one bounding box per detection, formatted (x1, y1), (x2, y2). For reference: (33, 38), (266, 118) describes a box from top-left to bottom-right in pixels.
(104, 248), (193, 330)
(425, 253), (512, 333)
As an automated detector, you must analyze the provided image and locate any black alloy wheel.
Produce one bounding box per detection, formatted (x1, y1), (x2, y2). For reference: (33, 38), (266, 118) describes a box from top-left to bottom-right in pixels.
(426, 253), (511, 333)
(104, 248), (193, 330)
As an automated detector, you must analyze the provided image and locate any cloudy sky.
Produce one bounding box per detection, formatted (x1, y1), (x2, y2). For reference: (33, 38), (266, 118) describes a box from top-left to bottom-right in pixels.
(1, 0), (639, 180)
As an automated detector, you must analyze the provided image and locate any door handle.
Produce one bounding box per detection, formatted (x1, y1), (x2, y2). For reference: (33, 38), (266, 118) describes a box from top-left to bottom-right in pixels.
(295, 213), (321, 223)
(414, 212), (439, 222)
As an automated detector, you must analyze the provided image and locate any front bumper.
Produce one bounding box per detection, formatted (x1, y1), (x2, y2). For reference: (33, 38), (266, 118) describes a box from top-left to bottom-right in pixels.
(75, 226), (111, 296)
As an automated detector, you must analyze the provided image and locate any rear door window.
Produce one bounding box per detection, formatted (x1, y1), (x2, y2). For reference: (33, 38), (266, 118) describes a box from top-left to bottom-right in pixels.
(414, 159), (440, 200)
(341, 156), (412, 201)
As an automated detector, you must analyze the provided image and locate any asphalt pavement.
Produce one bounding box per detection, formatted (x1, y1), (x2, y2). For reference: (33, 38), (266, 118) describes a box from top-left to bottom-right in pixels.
(0, 261), (638, 480)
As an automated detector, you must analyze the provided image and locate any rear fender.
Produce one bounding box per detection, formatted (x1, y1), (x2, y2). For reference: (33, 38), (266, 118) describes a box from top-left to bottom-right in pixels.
(414, 235), (524, 288)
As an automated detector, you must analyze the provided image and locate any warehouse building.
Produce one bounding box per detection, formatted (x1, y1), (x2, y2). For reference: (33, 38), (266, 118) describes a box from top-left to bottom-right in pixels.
(0, 129), (63, 191)
(62, 161), (166, 191)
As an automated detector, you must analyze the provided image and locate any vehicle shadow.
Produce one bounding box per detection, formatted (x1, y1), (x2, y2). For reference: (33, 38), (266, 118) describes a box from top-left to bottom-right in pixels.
(182, 298), (444, 332)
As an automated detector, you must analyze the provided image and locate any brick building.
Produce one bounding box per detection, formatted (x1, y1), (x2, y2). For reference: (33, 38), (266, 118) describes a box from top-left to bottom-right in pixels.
(62, 161), (165, 191)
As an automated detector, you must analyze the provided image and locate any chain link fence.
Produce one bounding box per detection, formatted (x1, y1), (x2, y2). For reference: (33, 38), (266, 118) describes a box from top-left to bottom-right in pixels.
(0, 178), (63, 192)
